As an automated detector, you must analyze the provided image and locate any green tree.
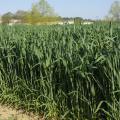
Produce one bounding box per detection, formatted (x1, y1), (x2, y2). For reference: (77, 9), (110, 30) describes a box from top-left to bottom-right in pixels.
(38, 0), (57, 16)
(107, 1), (120, 21)
(21, 11), (32, 24)
(30, 4), (41, 24)
(2, 12), (14, 24)
(14, 10), (28, 19)
(74, 17), (83, 24)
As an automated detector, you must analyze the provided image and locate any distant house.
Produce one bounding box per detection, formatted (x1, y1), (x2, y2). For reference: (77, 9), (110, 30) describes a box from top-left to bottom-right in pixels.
(36, 20), (74, 25)
(62, 18), (74, 24)
(0, 18), (75, 26)
(82, 21), (93, 25)
(8, 19), (21, 25)
(64, 20), (74, 24)
(0, 18), (22, 25)
(57, 21), (64, 25)
(36, 21), (60, 25)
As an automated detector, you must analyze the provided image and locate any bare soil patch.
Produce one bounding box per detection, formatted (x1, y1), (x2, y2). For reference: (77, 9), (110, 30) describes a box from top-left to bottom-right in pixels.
(0, 104), (44, 120)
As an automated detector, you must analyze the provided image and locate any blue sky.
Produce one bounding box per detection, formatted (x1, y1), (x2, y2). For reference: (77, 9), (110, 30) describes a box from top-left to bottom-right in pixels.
(0, 0), (118, 19)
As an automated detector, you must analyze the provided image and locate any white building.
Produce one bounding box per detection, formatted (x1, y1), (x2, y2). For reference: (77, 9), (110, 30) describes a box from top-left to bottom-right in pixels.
(82, 21), (93, 25)
(8, 19), (21, 25)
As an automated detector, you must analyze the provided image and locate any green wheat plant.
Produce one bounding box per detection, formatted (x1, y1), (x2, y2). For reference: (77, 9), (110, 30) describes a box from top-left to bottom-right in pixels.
(0, 22), (120, 119)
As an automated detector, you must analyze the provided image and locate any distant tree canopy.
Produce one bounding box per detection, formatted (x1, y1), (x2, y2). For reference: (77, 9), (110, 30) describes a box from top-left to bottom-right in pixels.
(105, 0), (120, 21)
(38, 0), (57, 16)
(2, 12), (14, 24)
(14, 10), (28, 19)
(23, 4), (41, 24)
(62, 17), (83, 24)
(74, 17), (83, 24)
(23, 1), (59, 24)
(1, 0), (59, 24)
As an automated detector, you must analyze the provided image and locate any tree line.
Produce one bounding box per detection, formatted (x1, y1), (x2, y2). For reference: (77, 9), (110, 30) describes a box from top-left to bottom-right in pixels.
(1, 0), (61, 24)
(1, 0), (120, 25)
(105, 0), (120, 21)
